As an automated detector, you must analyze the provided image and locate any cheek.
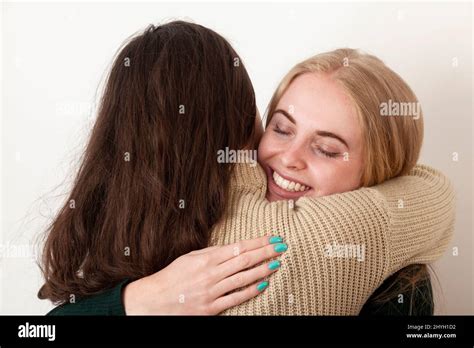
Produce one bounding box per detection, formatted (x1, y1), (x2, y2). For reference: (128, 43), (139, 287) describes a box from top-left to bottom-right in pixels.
(306, 163), (336, 196)
(342, 153), (365, 189)
(307, 160), (363, 196)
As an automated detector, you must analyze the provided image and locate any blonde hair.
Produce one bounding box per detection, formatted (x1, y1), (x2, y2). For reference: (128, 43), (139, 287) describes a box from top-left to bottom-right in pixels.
(265, 48), (424, 187)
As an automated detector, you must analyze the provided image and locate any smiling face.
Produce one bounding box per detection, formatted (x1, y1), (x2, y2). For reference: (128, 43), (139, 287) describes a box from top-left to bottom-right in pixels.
(258, 72), (365, 202)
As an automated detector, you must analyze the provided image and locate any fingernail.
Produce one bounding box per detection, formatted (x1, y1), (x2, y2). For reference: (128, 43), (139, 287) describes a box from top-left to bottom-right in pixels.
(269, 236), (283, 244)
(274, 243), (288, 253)
(256, 281), (269, 292)
(268, 260), (281, 270)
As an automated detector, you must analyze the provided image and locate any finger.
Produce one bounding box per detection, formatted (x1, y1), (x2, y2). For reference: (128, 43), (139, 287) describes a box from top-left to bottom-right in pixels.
(209, 235), (281, 265)
(212, 279), (270, 314)
(212, 259), (281, 298)
(214, 242), (287, 280)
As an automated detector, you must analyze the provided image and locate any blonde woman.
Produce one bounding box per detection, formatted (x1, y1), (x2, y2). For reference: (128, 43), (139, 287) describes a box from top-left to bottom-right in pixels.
(196, 49), (453, 315)
(228, 48), (444, 314)
(42, 23), (454, 316)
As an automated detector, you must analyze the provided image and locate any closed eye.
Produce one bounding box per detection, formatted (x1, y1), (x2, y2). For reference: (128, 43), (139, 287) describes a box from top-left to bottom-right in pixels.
(314, 147), (339, 158)
(273, 124), (290, 136)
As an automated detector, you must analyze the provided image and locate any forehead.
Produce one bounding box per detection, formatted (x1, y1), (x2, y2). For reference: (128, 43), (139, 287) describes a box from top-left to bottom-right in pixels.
(276, 73), (360, 137)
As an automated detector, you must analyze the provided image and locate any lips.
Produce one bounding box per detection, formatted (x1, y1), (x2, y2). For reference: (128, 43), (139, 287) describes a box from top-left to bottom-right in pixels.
(272, 170), (310, 192)
(264, 165), (313, 200)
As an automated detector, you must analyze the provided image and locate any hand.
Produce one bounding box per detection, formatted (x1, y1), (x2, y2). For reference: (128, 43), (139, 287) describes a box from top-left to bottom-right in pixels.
(123, 235), (287, 315)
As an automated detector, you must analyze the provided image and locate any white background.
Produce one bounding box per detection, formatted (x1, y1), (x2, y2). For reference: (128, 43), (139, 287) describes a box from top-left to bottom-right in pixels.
(1, 1), (472, 314)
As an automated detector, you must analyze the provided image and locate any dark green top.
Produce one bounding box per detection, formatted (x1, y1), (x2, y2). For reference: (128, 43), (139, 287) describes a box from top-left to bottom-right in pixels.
(47, 271), (433, 316)
(47, 279), (132, 316)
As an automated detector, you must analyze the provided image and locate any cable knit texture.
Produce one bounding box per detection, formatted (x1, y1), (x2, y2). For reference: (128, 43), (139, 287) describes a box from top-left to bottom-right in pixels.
(210, 163), (455, 315)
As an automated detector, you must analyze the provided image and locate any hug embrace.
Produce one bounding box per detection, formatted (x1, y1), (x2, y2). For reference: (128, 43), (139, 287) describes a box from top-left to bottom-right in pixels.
(38, 21), (455, 316)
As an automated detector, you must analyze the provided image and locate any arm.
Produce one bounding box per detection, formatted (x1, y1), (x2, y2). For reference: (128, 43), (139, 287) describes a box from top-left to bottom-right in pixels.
(45, 236), (285, 315)
(214, 163), (454, 315)
(46, 263), (435, 316)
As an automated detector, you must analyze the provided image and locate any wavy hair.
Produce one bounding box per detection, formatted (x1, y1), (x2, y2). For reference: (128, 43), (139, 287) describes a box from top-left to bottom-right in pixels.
(38, 21), (258, 303)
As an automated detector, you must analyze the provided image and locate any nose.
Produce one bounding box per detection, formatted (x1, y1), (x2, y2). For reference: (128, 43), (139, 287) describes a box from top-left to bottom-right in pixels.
(279, 142), (306, 171)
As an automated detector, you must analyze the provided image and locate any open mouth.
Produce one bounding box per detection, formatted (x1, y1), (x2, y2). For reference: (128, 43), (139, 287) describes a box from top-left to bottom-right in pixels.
(271, 169), (311, 193)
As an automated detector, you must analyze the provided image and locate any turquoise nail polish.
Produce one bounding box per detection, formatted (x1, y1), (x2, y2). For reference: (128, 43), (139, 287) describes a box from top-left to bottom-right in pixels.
(257, 281), (269, 292)
(274, 243), (288, 253)
(268, 260), (281, 270)
(269, 236), (283, 244)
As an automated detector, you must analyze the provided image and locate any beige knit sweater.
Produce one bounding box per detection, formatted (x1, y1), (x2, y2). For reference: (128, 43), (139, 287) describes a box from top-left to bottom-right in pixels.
(210, 163), (455, 315)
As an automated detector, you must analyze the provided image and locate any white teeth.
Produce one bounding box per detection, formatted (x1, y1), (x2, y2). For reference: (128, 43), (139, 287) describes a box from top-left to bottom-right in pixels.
(276, 175), (282, 186)
(272, 171), (309, 192)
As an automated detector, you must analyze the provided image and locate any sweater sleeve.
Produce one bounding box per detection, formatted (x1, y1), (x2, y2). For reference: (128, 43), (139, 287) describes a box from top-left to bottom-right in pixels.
(295, 163), (455, 283)
(368, 164), (455, 274)
(214, 163), (454, 315)
(46, 279), (131, 316)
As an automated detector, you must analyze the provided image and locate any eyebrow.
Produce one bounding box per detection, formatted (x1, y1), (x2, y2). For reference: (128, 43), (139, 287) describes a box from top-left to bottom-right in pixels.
(273, 109), (349, 149)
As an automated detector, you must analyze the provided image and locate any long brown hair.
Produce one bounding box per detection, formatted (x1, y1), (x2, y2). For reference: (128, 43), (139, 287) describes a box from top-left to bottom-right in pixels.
(38, 21), (258, 303)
